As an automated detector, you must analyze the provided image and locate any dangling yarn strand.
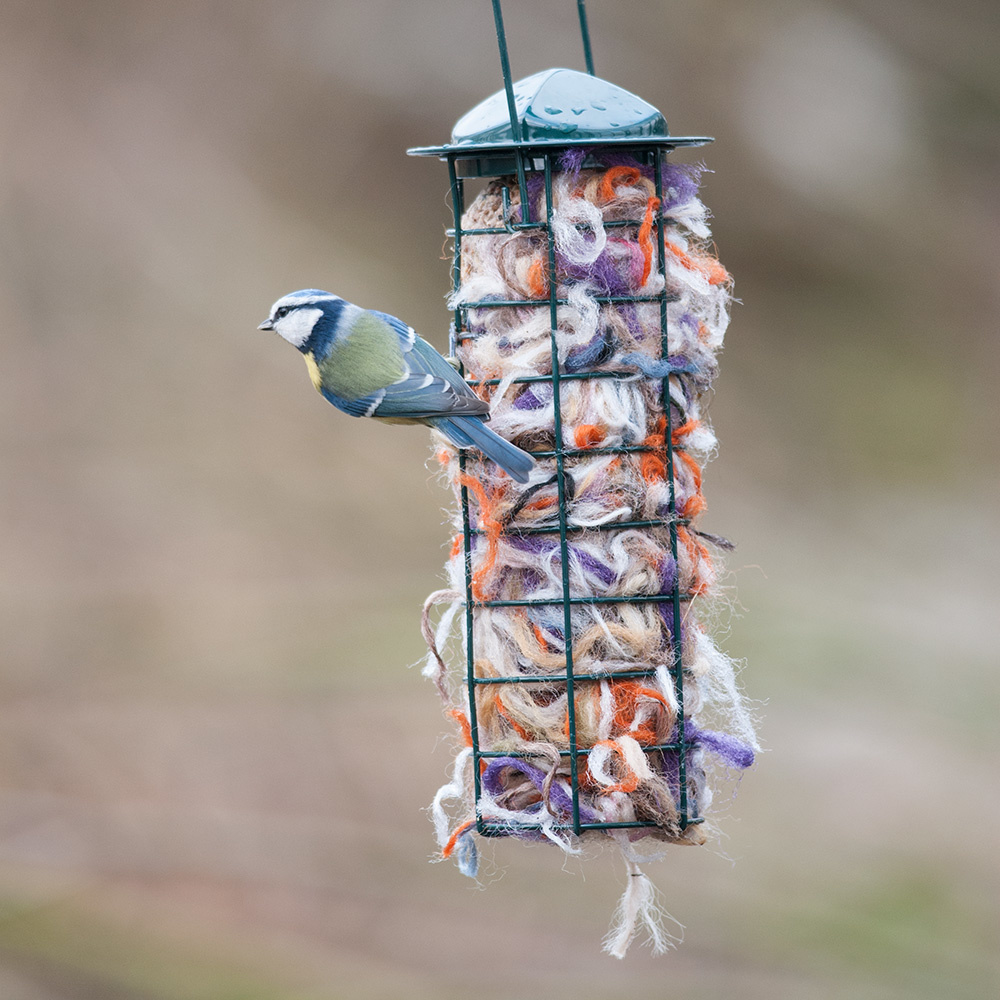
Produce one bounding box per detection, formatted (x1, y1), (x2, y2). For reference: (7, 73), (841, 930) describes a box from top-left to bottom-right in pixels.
(423, 152), (757, 957)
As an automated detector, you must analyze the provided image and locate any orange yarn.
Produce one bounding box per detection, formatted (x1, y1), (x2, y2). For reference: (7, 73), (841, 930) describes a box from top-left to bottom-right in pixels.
(610, 682), (668, 745)
(664, 239), (730, 286)
(447, 707), (473, 747)
(532, 622), (550, 649)
(442, 818), (477, 859)
(671, 418), (699, 443)
(574, 424), (605, 449)
(494, 694), (532, 740)
(675, 448), (703, 492)
(599, 165), (641, 202)
(682, 493), (707, 519)
(638, 196), (661, 286)
(678, 525), (712, 595)
(457, 473), (504, 601)
(525, 495), (558, 511)
(675, 449), (706, 518)
(593, 740), (641, 794)
(640, 416), (667, 482)
(527, 257), (547, 298)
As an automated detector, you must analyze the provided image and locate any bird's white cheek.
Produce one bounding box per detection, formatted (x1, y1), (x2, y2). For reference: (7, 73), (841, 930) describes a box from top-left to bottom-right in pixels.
(276, 307), (323, 348)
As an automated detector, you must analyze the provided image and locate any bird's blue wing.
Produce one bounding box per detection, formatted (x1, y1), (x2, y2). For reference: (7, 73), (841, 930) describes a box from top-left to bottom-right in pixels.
(317, 385), (383, 417)
(322, 375), (486, 420)
(350, 320), (488, 420)
(361, 370), (489, 420)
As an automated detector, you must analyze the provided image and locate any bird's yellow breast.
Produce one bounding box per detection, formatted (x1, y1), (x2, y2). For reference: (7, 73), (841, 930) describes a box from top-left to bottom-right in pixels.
(303, 353), (323, 391)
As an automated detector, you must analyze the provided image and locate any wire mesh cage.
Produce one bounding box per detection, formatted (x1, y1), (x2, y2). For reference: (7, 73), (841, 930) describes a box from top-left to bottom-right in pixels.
(412, 6), (754, 949)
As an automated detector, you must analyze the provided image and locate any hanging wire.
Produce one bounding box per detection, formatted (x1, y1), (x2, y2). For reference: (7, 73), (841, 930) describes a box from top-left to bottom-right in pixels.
(577, 0), (595, 75)
(490, 0), (529, 212)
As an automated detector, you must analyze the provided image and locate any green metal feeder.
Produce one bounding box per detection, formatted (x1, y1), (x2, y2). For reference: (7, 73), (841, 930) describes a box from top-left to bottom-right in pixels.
(409, 0), (715, 841)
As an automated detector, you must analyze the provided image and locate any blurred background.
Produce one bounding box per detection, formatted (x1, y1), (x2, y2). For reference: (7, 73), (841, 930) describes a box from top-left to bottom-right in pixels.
(1, 1), (997, 997)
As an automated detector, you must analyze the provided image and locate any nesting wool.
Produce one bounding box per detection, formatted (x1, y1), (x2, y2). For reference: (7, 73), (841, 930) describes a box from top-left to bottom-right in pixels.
(422, 154), (757, 958)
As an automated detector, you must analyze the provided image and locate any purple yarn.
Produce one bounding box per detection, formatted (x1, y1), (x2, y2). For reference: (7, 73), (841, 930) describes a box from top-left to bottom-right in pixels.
(507, 534), (552, 556)
(573, 548), (618, 586)
(590, 149), (651, 176)
(559, 246), (632, 297)
(481, 757), (597, 822)
(657, 600), (680, 641)
(507, 174), (544, 224)
(558, 147), (588, 179)
(660, 163), (704, 210)
(678, 721), (755, 770)
(660, 748), (680, 798)
(677, 312), (699, 337)
(526, 173), (546, 221)
(617, 303), (643, 340)
(596, 249), (633, 295)
(513, 386), (545, 411)
(657, 720), (753, 804)
(507, 536), (618, 587)
(658, 555), (677, 594)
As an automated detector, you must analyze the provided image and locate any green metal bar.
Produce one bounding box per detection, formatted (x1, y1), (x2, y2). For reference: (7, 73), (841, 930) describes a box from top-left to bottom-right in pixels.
(469, 517), (691, 537)
(577, 0), (595, 76)
(447, 158), (464, 335)
(523, 445), (657, 459)
(447, 158), (485, 828)
(466, 368), (696, 388)
(473, 669), (661, 685)
(459, 450), (483, 827)
(477, 740), (684, 757)
(470, 593), (692, 609)
(449, 216), (672, 236)
(542, 156), (583, 835)
(478, 818), (704, 836)
(457, 292), (680, 310)
(574, 818), (704, 830)
(654, 145), (690, 827)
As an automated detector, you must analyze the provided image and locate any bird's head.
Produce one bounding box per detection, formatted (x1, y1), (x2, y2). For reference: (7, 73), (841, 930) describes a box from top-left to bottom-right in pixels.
(258, 289), (342, 351)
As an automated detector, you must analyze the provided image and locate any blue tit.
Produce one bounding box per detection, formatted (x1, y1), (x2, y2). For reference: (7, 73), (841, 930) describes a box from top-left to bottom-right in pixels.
(259, 290), (535, 483)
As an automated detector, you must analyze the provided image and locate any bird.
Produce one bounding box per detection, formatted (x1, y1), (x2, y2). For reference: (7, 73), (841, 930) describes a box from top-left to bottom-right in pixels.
(259, 290), (535, 483)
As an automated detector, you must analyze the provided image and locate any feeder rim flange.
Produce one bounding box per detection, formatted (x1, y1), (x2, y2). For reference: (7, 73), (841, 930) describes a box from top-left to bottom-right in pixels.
(407, 134), (714, 159)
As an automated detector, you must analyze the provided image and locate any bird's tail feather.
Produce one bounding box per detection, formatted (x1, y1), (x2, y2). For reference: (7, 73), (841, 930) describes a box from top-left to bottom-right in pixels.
(438, 417), (534, 484)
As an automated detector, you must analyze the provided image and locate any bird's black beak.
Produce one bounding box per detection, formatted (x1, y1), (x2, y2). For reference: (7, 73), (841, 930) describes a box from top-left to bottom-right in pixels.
(258, 319), (274, 331)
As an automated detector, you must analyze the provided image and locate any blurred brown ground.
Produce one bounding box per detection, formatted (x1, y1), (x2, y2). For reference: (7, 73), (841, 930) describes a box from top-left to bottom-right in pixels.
(0, 1), (997, 997)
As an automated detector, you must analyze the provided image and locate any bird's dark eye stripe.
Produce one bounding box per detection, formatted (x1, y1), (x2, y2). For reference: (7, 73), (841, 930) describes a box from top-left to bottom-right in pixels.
(275, 305), (291, 319)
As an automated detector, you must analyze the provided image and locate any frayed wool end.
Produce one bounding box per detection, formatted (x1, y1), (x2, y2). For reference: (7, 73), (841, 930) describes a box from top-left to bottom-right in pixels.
(603, 863), (684, 959)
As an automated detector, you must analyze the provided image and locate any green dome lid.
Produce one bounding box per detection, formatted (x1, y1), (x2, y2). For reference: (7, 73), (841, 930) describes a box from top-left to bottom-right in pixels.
(409, 68), (711, 175)
(454, 67), (668, 144)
